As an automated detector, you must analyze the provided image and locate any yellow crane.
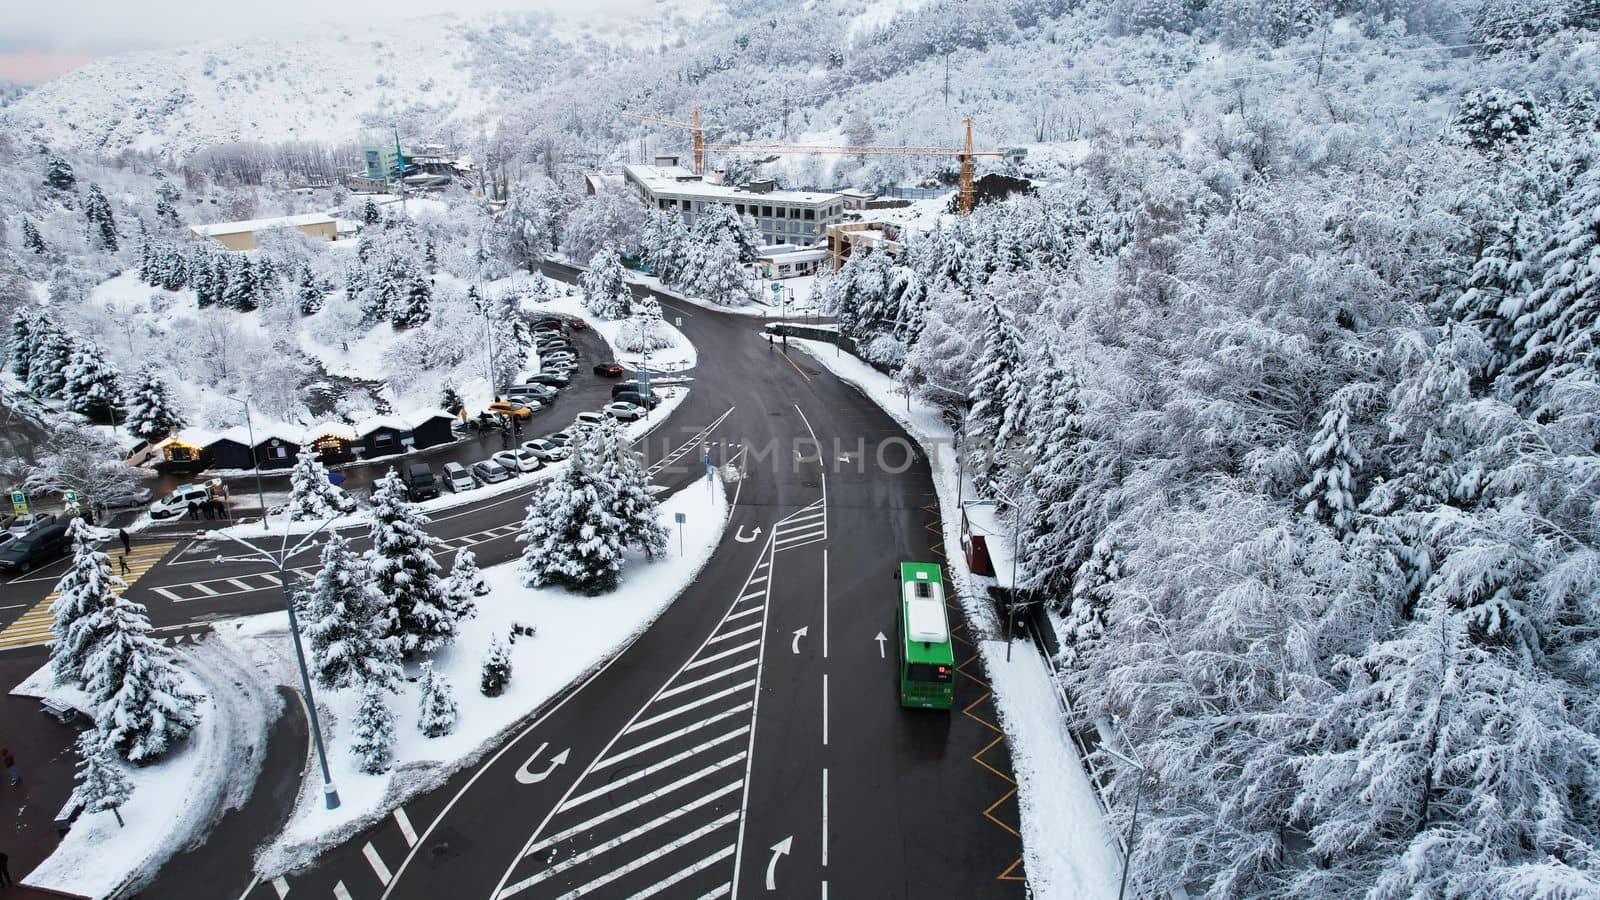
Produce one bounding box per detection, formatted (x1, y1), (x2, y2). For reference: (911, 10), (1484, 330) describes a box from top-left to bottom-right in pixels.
(620, 108), (1005, 214)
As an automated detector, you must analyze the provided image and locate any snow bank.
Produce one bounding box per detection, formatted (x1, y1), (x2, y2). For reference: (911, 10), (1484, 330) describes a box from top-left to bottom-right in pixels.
(235, 476), (730, 875)
(522, 286), (698, 373)
(788, 338), (1120, 899)
(11, 641), (280, 899)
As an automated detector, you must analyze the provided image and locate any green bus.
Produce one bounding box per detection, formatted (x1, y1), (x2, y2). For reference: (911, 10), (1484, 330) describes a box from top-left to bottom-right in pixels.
(898, 561), (955, 709)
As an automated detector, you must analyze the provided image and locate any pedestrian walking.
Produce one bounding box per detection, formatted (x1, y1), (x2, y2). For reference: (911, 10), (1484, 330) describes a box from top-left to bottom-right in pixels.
(118, 554), (131, 576)
(0, 849), (12, 886)
(187, 501), (200, 521)
(119, 527), (131, 554)
(1, 748), (18, 786)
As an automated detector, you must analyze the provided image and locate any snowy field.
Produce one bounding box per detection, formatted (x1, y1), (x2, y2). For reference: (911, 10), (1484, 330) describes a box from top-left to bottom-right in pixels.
(224, 476), (730, 873)
(788, 339), (1120, 898)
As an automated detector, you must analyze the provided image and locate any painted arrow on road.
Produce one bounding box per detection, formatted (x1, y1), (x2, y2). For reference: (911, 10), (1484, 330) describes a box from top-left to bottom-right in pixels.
(875, 632), (887, 658)
(513, 742), (570, 785)
(765, 836), (792, 891)
(735, 525), (763, 543)
(791, 626), (808, 655)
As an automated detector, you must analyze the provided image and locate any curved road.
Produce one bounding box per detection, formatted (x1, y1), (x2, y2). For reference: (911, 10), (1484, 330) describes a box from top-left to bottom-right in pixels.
(2, 264), (1028, 899)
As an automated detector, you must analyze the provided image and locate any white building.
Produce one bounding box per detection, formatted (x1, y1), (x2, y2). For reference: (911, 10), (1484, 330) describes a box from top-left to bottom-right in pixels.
(623, 163), (845, 248)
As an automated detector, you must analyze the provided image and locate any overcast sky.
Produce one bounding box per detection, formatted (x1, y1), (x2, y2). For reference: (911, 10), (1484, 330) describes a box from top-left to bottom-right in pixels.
(2, 0), (660, 83)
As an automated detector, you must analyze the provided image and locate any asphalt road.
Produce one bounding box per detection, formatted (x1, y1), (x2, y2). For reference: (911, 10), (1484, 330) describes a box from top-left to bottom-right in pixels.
(0, 264), (1027, 899)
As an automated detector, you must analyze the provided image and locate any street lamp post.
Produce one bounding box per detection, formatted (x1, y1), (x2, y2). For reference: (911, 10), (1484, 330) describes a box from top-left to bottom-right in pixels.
(225, 395), (268, 531)
(214, 519), (343, 809)
(473, 287), (496, 399)
(1099, 741), (1151, 900)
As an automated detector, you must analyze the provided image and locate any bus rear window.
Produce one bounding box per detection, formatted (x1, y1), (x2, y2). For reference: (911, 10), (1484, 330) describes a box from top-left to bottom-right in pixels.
(907, 663), (952, 683)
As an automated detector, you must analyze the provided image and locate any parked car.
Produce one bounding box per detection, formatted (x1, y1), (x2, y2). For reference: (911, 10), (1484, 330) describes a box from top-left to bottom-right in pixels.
(7, 512), (57, 536)
(149, 482), (221, 520)
(532, 317), (564, 330)
(574, 411), (607, 429)
(471, 459), (512, 485)
(546, 431), (574, 450)
(511, 383), (558, 403)
(536, 334), (570, 348)
(492, 448), (543, 474)
(103, 486), (154, 510)
(610, 381), (643, 398)
(530, 372), (571, 388)
(593, 362), (625, 377)
(441, 462), (475, 493)
(401, 462), (439, 501)
(522, 439), (571, 462)
(487, 399), (538, 420)
(613, 390), (662, 410)
(0, 522), (71, 574)
(604, 401), (647, 421)
(542, 351), (577, 366)
(569, 319), (589, 330)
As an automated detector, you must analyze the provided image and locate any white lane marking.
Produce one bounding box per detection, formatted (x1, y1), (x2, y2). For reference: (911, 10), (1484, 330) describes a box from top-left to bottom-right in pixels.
(725, 605), (763, 623)
(822, 767), (830, 867)
(562, 726), (749, 811)
(364, 842), (393, 885)
(637, 849), (738, 900)
(627, 680), (757, 734)
(746, 575), (768, 585)
(227, 578), (254, 591)
(333, 882), (353, 900)
(150, 586), (184, 601)
(393, 807), (418, 847)
(683, 640), (761, 673)
(822, 548), (828, 659)
(823, 674), (829, 747)
(738, 591), (766, 603)
(730, 535), (777, 894)
(273, 876), (290, 898)
(704, 622), (764, 647)
(502, 813), (739, 899)
(600, 703), (753, 771)
(190, 581), (219, 596)
(528, 773), (742, 868)
(659, 657), (758, 699)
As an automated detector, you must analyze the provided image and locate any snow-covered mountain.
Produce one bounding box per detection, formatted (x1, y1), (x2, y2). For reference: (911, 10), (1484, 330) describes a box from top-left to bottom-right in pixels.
(2, 3), (720, 161)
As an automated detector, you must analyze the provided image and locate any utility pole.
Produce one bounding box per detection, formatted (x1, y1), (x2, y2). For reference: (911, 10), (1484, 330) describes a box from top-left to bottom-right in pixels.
(393, 125), (407, 217)
(225, 395), (268, 531)
(943, 53), (951, 107)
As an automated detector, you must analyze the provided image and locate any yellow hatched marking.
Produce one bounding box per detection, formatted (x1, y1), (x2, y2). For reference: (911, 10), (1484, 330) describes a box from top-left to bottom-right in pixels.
(0, 542), (178, 650)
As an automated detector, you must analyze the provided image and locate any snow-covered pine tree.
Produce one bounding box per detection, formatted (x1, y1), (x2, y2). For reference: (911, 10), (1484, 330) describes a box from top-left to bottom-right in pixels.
(439, 383), (465, 416)
(224, 254), (259, 312)
(1504, 162), (1600, 406)
(69, 729), (132, 826)
(62, 342), (121, 421)
(159, 243), (189, 291)
(517, 440), (627, 594)
(581, 244), (632, 319)
(415, 661), (458, 737)
(83, 184), (119, 251)
(362, 199), (380, 225)
(480, 636), (512, 697)
(618, 295), (671, 352)
(1019, 358), (1088, 608)
(444, 549), (488, 620)
(966, 301), (1029, 485)
(154, 181), (181, 228)
(641, 209), (687, 285)
(365, 470), (456, 656)
(296, 264), (326, 315)
(21, 218), (46, 254)
(691, 203), (760, 263)
(350, 683), (396, 774)
(588, 418), (668, 560)
(82, 594), (203, 763)
(287, 449), (356, 521)
(1299, 388), (1366, 534)
(50, 518), (121, 685)
(44, 152), (75, 191)
(301, 535), (401, 691)
(137, 230), (156, 283)
(1059, 526), (1127, 667)
(7, 308), (33, 380)
(392, 264), (432, 328)
(123, 366), (183, 443)
(690, 232), (748, 305)
(26, 313), (72, 399)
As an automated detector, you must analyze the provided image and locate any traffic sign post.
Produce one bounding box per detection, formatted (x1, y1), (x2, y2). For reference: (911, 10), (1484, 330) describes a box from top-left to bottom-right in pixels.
(9, 490), (28, 517)
(674, 511), (687, 557)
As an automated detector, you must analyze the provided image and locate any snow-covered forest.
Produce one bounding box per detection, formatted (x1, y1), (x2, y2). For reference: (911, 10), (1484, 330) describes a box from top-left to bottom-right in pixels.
(3, 0), (1600, 893)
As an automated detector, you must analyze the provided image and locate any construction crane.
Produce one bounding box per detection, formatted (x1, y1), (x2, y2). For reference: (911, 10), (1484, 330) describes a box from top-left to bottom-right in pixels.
(621, 107), (1005, 214)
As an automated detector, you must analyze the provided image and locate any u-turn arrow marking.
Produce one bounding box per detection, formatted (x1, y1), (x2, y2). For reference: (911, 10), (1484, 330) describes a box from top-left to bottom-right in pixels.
(735, 525), (762, 543)
(513, 742), (570, 785)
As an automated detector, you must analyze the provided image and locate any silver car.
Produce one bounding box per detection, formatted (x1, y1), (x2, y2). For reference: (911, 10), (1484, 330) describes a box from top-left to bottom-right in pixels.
(471, 459), (512, 484)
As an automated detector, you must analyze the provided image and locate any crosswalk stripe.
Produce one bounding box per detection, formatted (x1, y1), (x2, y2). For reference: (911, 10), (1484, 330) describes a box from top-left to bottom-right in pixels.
(394, 807), (418, 847)
(530, 771), (742, 864)
(501, 812), (738, 899)
(333, 881), (352, 900)
(562, 726), (749, 812)
(627, 680), (756, 734)
(702, 622), (763, 646)
(693, 880), (733, 900)
(363, 842), (392, 885)
(599, 703), (752, 771)
(658, 658), (757, 701)
(0, 541), (177, 651)
(724, 605), (762, 623)
(636, 852), (737, 900)
(682, 641), (760, 673)
(227, 578), (255, 591)
(271, 876), (290, 898)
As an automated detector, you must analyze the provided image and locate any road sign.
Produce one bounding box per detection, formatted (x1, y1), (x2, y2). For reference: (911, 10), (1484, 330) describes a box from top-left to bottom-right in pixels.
(63, 490), (78, 503)
(9, 490), (28, 516)
(674, 511), (687, 556)
(674, 512), (687, 524)
(674, 316), (683, 327)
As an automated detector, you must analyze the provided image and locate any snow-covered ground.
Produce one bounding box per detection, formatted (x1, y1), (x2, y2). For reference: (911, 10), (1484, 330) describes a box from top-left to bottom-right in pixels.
(787, 339), (1121, 899)
(232, 476), (729, 873)
(11, 641), (281, 899)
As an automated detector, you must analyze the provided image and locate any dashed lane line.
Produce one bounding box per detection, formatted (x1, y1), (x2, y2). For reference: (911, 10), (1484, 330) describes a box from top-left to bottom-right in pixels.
(364, 841), (393, 885)
(393, 808), (418, 847)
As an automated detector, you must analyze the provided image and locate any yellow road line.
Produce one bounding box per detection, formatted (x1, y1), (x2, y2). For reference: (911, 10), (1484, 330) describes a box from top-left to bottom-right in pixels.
(0, 542), (178, 650)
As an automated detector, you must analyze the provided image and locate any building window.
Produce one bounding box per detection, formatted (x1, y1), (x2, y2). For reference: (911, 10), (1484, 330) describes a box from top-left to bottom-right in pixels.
(680, 199), (690, 210)
(761, 205), (772, 217)
(804, 208), (815, 220)
(735, 204), (745, 214)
